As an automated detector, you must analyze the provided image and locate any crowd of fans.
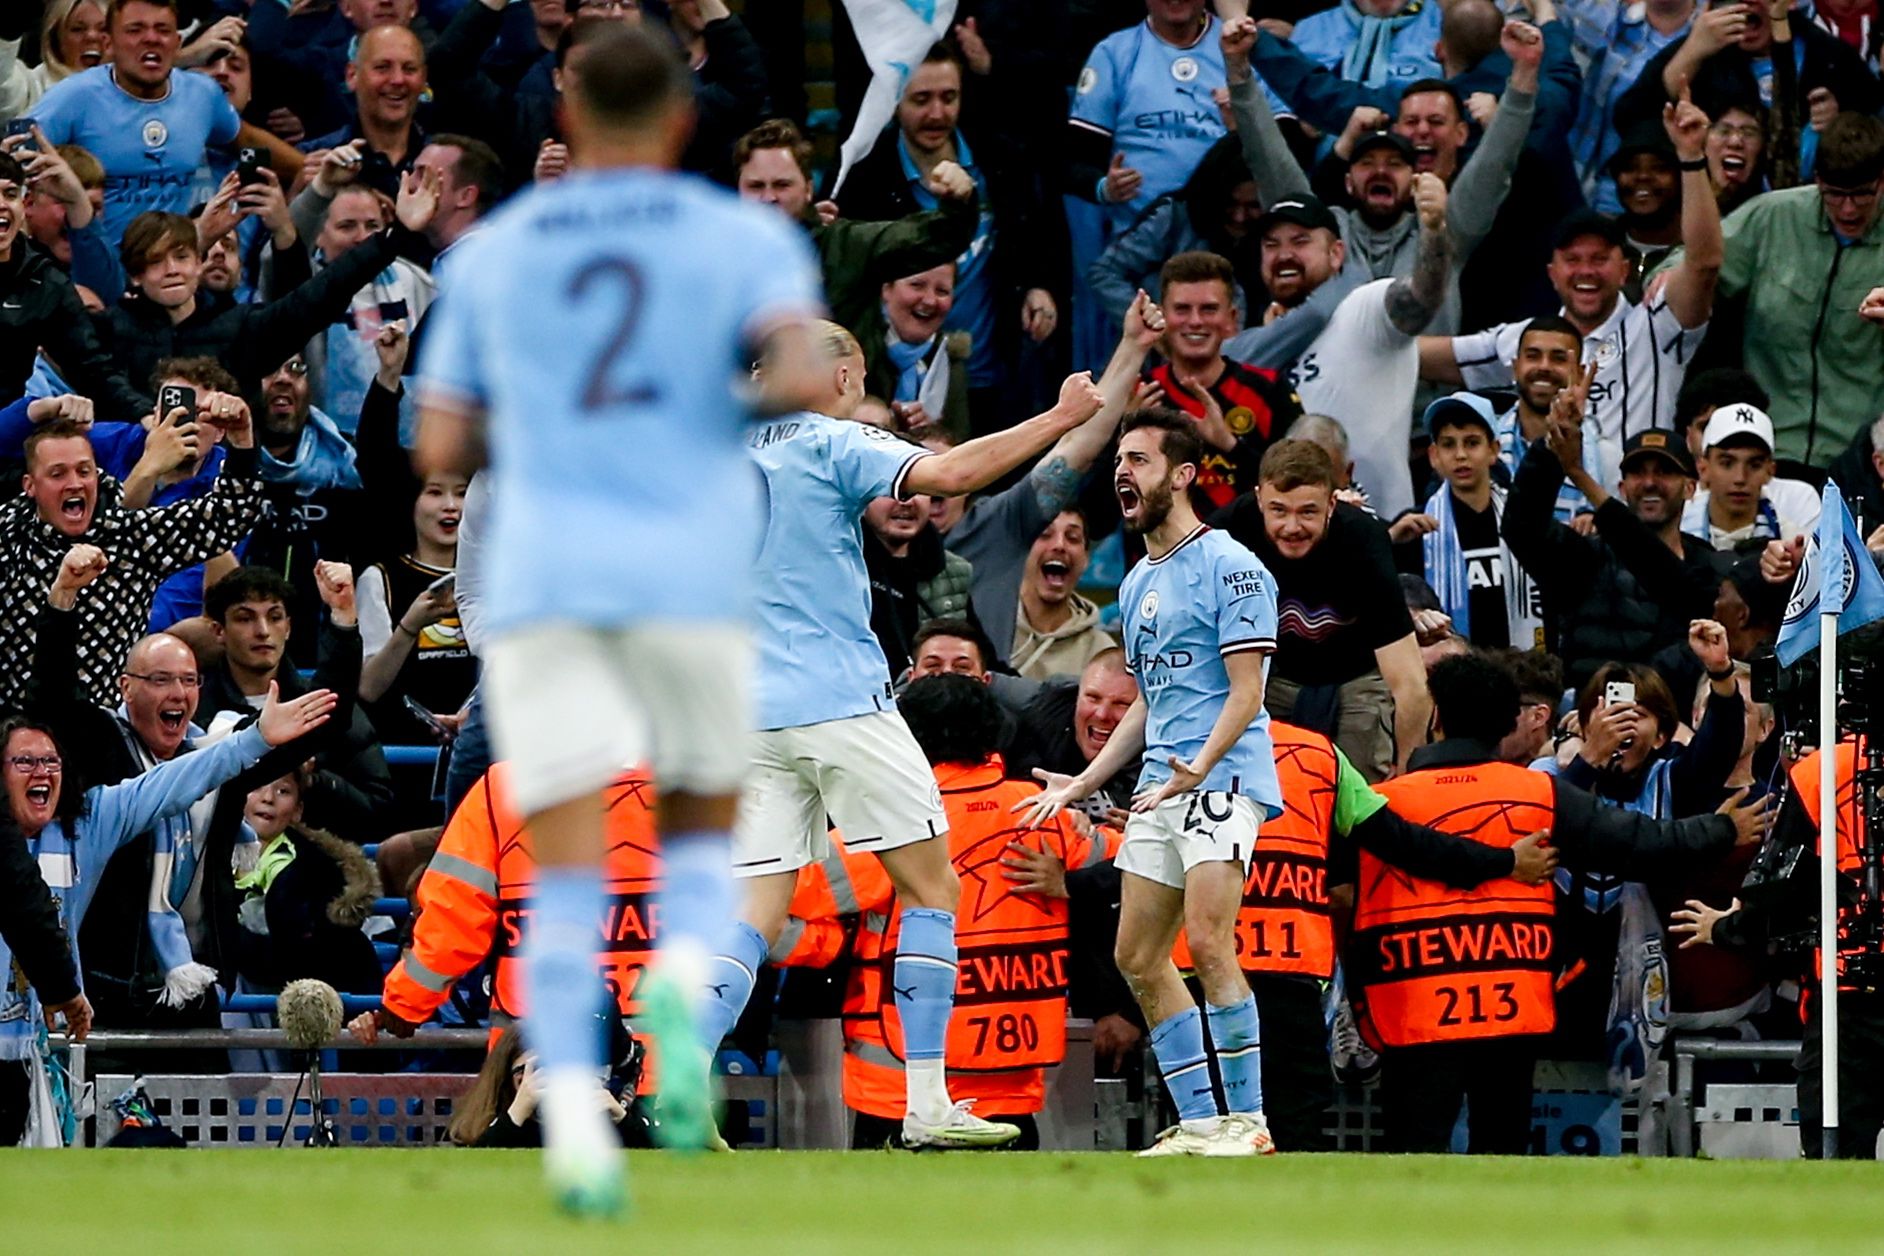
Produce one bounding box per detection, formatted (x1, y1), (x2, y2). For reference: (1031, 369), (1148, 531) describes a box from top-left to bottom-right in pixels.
(1, 0), (1882, 1150)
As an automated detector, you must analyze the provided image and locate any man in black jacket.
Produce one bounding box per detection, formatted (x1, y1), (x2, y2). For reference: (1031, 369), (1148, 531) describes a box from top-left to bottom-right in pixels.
(0, 152), (148, 421)
(197, 565), (395, 840)
(98, 172), (442, 398)
(1503, 388), (1723, 691)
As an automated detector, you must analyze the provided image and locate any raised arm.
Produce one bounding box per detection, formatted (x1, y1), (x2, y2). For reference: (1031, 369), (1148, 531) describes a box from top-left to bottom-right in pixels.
(903, 372), (1107, 499)
(1659, 81), (1723, 330)
(1222, 17), (1311, 203)
(1448, 23), (1540, 258)
(1384, 175), (1454, 336)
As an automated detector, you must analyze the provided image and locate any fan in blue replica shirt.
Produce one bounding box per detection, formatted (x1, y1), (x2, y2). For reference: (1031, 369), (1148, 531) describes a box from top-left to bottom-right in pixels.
(1021, 409), (1283, 1159)
(413, 23), (826, 1217)
(691, 323), (1114, 1152)
(33, 0), (241, 247)
(1063, 1), (1287, 368)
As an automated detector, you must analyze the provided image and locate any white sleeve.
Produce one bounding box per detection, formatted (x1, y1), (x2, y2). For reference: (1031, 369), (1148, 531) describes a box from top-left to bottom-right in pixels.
(357, 566), (394, 658)
(454, 473), (488, 657)
(1453, 321), (1521, 390)
(1357, 280), (1407, 351)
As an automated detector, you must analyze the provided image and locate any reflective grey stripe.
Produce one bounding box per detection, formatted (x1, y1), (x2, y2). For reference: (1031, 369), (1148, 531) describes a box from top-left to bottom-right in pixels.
(769, 918), (806, 963)
(864, 911), (890, 935)
(401, 950), (455, 993)
(490, 1009), (516, 1027)
(1078, 840), (1108, 870)
(825, 854), (860, 915)
(846, 1039), (905, 1071)
(427, 851), (498, 896)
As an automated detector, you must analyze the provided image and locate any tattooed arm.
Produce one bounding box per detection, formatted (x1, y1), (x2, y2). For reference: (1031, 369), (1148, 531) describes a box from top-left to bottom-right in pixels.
(1383, 173), (1454, 337)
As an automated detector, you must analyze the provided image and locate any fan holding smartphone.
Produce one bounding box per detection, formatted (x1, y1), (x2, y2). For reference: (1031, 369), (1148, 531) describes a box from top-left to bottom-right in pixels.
(356, 463), (477, 745)
(1561, 621), (1770, 826)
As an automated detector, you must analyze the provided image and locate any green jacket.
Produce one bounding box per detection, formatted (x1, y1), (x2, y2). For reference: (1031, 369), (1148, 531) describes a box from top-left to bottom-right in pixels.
(1714, 187), (1884, 466)
(860, 328), (973, 445)
(809, 195), (980, 339)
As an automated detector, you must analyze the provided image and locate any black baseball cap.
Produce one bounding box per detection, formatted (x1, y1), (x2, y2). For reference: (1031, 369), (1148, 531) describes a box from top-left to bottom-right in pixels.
(1552, 208), (1628, 253)
(1351, 130), (1415, 165)
(1619, 428), (1696, 477)
(1252, 194), (1341, 240)
(1607, 119), (1677, 176)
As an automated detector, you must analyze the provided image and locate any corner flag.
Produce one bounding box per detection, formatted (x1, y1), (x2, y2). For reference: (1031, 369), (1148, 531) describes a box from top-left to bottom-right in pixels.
(1775, 483), (1884, 666)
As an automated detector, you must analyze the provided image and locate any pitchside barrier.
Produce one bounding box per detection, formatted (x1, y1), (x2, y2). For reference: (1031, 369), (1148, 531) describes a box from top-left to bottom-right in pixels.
(61, 1025), (1801, 1155)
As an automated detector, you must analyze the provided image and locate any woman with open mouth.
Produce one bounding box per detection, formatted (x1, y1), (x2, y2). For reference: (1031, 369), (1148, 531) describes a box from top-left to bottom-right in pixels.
(0, 680), (337, 1146)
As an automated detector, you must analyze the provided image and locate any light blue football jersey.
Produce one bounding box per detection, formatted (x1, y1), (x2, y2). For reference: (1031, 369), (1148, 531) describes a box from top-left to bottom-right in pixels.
(415, 167), (823, 637)
(1069, 17), (1287, 226)
(1119, 525), (1283, 816)
(34, 67), (241, 246)
(746, 413), (931, 731)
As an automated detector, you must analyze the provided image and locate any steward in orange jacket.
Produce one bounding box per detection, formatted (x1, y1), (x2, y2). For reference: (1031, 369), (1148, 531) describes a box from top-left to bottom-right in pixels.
(782, 676), (1120, 1148)
(1358, 654), (1747, 1154)
(1684, 739), (1884, 1158)
(357, 764), (661, 1052)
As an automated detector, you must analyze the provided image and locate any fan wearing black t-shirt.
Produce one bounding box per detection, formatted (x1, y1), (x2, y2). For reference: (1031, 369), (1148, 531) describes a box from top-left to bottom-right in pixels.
(1392, 394), (1543, 652)
(1211, 440), (1430, 781)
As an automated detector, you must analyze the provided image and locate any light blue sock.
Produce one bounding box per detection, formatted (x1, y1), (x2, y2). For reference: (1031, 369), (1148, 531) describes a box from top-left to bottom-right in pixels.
(1207, 995), (1264, 1115)
(892, 907), (958, 1063)
(657, 828), (735, 972)
(1150, 1006), (1220, 1122)
(696, 921), (770, 1050)
(522, 867), (608, 1075)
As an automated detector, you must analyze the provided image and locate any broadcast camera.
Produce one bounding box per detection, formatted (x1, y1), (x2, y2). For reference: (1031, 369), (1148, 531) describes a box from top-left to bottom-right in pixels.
(1744, 633), (1884, 992)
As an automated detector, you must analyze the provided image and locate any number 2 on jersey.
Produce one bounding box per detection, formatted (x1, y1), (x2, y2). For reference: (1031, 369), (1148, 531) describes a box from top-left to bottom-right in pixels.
(569, 258), (660, 412)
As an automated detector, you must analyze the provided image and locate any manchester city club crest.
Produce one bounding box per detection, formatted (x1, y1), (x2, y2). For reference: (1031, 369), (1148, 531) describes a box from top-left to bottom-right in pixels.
(1139, 589), (1160, 620)
(1593, 337), (1620, 367)
(1077, 67), (1098, 95)
(142, 119), (168, 148)
(1171, 56), (1200, 83)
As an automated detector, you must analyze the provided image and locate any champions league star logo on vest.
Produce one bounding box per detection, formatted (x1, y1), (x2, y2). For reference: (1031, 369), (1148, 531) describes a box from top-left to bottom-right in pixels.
(142, 119), (168, 148)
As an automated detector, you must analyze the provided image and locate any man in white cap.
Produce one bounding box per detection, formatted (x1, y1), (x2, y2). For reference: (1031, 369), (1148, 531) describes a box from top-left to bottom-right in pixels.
(1681, 403), (1816, 553)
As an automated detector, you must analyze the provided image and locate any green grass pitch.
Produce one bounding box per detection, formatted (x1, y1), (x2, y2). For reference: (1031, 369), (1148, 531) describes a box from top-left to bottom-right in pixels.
(3, 1150), (1879, 1254)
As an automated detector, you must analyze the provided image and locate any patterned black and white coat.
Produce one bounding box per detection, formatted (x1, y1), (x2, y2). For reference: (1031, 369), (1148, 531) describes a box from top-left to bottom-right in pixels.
(0, 447), (268, 710)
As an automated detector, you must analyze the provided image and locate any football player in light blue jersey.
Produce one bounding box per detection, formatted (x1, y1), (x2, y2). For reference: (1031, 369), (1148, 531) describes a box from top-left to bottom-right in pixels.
(1022, 409), (1284, 1158)
(691, 320), (1123, 1149)
(413, 24), (826, 1215)
(33, 0), (242, 247)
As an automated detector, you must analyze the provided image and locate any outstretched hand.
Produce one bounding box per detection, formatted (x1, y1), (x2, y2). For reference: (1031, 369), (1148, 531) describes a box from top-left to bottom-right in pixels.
(1013, 768), (1093, 827)
(258, 682), (338, 746)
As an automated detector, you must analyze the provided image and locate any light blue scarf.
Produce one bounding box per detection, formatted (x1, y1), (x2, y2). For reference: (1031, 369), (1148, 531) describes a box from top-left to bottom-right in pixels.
(1420, 483), (1542, 648)
(883, 324), (936, 403)
(257, 404), (363, 493)
(1338, 0), (1428, 87)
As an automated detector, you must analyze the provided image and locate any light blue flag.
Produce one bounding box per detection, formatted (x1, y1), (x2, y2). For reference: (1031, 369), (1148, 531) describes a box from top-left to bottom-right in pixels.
(1776, 483), (1884, 665)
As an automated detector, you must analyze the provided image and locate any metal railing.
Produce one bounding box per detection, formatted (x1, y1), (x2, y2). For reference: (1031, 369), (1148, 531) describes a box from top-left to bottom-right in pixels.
(1666, 1037), (1802, 1158)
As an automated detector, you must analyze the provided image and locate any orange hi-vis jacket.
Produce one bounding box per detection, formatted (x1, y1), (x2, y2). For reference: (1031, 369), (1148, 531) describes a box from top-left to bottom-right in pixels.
(1352, 759), (1557, 1049)
(1174, 722), (1341, 979)
(380, 764), (662, 1048)
(1788, 741), (1866, 992)
(779, 756), (1118, 1119)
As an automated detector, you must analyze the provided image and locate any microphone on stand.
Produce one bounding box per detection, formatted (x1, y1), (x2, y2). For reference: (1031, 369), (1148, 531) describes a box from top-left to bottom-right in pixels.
(277, 979), (344, 1148)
